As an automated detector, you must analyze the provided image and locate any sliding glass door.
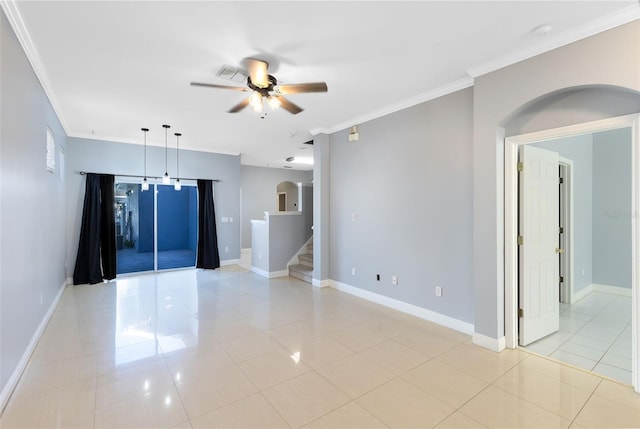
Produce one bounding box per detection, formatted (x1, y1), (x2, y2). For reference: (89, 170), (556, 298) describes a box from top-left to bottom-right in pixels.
(115, 180), (197, 274)
(156, 184), (198, 270)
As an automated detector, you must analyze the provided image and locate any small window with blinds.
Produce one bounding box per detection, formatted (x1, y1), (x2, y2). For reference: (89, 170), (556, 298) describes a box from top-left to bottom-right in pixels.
(46, 127), (55, 173)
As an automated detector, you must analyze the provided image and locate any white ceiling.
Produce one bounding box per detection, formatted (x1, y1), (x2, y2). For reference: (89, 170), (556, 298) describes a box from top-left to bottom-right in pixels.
(4, 1), (639, 170)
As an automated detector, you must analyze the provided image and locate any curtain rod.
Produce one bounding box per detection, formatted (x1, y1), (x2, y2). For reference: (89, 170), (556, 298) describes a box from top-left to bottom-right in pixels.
(79, 171), (220, 183)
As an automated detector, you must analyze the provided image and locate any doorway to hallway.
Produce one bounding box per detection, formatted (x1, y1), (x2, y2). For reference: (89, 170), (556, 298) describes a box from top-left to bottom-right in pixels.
(504, 114), (640, 392)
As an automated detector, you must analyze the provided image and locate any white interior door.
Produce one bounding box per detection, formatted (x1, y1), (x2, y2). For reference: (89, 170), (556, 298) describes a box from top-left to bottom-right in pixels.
(519, 145), (560, 346)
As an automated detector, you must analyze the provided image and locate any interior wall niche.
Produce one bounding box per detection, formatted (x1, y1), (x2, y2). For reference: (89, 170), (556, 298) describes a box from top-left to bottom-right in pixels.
(276, 181), (298, 211)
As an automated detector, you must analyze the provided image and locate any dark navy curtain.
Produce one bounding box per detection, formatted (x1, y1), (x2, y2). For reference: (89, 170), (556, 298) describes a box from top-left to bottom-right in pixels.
(73, 173), (116, 284)
(196, 179), (220, 269)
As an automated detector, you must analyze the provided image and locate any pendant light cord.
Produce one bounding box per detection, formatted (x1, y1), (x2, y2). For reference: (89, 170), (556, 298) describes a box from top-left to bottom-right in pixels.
(141, 127), (149, 178)
(175, 133), (181, 179)
(163, 125), (169, 174)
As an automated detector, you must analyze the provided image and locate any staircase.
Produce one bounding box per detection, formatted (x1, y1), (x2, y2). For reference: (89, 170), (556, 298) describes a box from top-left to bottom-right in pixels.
(289, 239), (313, 284)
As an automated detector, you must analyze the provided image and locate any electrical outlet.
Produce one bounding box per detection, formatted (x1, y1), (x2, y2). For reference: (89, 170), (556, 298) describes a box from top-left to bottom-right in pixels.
(376, 274), (380, 281)
(351, 267), (356, 276)
(351, 213), (357, 221)
(224, 246), (229, 253)
(392, 275), (398, 285)
(435, 286), (442, 297)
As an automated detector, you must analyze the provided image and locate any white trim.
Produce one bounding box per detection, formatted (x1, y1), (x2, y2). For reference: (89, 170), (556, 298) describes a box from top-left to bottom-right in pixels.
(558, 158), (574, 305)
(66, 277), (72, 285)
(312, 278), (330, 288)
(220, 259), (241, 266)
(592, 283), (633, 297)
(249, 266), (289, 279)
(504, 113), (640, 392)
(472, 333), (506, 352)
(466, 4), (640, 78)
(0, 280), (66, 412)
(329, 280), (474, 335)
(571, 284), (593, 304)
(309, 77), (474, 135)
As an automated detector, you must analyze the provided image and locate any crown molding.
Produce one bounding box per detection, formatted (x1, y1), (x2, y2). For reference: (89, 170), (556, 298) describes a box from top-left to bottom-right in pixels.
(69, 131), (242, 157)
(466, 3), (640, 78)
(0, 0), (69, 134)
(310, 3), (639, 137)
(309, 76), (474, 136)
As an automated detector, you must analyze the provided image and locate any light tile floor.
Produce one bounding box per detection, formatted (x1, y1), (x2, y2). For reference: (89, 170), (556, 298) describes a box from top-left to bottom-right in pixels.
(1, 268), (639, 428)
(523, 292), (632, 384)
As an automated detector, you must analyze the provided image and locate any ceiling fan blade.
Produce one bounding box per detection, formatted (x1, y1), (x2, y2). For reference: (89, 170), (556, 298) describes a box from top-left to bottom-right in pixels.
(228, 97), (250, 113)
(276, 82), (328, 94)
(247, 58), (269, 88)
(191, 82), (249, 91)
(278, 96), (303, 115)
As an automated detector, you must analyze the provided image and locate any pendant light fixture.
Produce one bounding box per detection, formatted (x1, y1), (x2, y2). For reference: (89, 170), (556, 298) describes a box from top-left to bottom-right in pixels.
(162, 124), (171, 184)
(141, 127), (150, 191)
(174, 132), (182, 191)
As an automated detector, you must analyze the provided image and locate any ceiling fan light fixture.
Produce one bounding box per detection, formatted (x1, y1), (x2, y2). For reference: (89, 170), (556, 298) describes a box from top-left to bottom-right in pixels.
(267, 95), (281, 110)
(249, 91), (263, 111)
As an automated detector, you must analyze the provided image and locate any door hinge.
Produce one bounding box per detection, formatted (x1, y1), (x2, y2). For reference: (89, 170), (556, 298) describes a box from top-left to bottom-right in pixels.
(559, 177), (564, 184)
(559, 227), (564, 234)
(560, 276), (564, 283)
(517, 162), (524, 172)
(518, 308), (523, 318)
(517, 235), (523, 246)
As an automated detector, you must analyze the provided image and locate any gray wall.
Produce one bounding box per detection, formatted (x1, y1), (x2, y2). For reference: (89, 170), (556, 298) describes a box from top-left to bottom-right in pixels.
(240, 165), (312, 249)
(268, 214), (312, 271)
(473, 20), (640, 339)
(592, 127), (632, 288)
(533, 134), (594, 294)
(329, 88), (474, 323)
(0, 11), (67, 395)
(66, 137), (241, 273)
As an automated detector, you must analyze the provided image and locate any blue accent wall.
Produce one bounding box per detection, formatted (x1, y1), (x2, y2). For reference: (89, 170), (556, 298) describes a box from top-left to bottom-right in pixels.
(158, 185), (188, 251)
(138, 185), (154, 252)
(188, 187), (198, 251)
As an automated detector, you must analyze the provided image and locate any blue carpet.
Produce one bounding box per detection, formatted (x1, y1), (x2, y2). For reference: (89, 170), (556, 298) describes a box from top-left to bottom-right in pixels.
(117, 248), (196, 274)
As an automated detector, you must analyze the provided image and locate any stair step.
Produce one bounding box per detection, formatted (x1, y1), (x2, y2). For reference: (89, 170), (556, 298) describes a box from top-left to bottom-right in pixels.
(289, 264), (313, 284)
(298, 253), (313, 268)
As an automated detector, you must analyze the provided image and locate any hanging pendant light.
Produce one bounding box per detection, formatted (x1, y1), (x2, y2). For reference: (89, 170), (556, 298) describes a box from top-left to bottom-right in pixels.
(162, 124), (171, 184)
(141, 127), (150, 191)
(174, 132), (182, 191)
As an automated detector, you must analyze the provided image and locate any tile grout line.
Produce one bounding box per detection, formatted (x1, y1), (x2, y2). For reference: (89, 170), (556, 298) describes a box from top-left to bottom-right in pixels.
(569, 377), (604, 428)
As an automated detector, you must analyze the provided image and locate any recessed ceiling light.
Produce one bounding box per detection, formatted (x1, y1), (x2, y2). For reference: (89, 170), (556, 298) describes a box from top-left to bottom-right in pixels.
(532, 24), (552, 36)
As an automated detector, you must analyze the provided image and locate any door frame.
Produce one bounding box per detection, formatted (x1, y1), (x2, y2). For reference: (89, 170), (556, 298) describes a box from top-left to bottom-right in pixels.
(504, 113), (640, 392)
(558, 158), (574, 304)
(277, 192), (287, 212)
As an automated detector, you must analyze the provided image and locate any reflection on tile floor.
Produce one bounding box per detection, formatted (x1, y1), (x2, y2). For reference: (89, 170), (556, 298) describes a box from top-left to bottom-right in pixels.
(523, 292), (632, 384)
(1, 268), (638, 428)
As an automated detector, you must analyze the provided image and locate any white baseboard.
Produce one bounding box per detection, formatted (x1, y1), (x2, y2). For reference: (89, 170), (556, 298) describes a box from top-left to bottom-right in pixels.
(0, 279), (66, 413)
(66, 277), (72, 285)
(329, 280), (474, 335)
(592, 283), (632, 297)
(571, 284), (593, 303)
(312, 278), (330, 288)
(249, 266), (289, 279)
(220, 259), (241, 266)
(472, 332), (506, 352)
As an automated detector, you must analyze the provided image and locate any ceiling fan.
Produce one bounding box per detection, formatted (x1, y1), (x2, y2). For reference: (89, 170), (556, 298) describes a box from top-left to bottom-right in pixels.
(190, 58), (328, 115)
